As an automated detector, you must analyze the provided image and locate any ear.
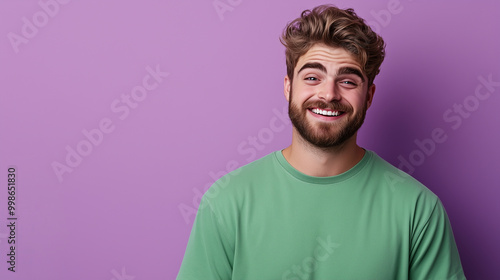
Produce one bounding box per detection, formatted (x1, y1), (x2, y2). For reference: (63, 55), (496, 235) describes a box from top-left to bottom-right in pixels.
(284, 75), (291, 102)
(366, 84), (376, 109)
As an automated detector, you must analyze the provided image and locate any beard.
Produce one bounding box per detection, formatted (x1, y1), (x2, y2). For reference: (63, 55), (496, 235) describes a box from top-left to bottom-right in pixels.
(288, 89), (368, 148)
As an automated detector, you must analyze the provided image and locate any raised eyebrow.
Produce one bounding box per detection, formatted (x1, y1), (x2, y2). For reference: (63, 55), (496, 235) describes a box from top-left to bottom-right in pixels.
(337, 67), (365, 83)
(298, 62), (327, 75)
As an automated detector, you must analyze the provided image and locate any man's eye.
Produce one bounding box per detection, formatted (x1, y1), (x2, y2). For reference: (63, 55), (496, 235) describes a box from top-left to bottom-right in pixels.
(341, 80), (357, 87)
(305, 77), (318, 81)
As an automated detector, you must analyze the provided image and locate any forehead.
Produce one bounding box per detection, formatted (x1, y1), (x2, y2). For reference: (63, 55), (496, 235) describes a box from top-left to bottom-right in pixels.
(295, 44), (362, 74)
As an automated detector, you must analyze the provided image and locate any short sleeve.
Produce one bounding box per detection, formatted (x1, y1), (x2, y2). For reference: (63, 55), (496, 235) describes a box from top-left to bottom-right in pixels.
(409, 199), (466, 280)
(177, 196), (234, 280)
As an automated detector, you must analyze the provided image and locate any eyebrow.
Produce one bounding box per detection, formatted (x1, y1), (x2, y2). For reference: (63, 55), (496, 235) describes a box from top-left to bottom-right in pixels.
(297, 63), (365, 83)
(298, 62), (327, 74)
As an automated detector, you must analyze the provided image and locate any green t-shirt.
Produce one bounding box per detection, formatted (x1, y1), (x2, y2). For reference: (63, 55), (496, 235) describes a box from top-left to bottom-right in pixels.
(178, 150), (466, 280)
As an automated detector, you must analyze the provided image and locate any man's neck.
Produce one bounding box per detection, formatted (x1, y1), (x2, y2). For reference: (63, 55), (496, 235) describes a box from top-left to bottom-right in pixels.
(282, 131), (365, 177)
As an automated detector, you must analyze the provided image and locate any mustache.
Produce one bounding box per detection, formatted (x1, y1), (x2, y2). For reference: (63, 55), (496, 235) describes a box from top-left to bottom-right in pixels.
(304, 101), (352, 112)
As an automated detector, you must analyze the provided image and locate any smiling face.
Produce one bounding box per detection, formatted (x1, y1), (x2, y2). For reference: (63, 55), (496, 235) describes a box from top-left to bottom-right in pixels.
(284, 44), (375, 148)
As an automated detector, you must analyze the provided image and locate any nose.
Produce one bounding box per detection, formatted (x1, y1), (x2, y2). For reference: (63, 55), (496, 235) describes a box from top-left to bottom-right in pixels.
(317, 81), (341, 102)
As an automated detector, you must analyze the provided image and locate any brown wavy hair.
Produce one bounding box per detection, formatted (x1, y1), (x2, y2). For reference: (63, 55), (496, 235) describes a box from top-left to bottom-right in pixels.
(280, 5), (386, 86)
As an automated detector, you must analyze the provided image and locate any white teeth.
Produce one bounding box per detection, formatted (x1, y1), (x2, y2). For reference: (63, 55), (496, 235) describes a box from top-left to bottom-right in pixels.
(312, 108), (339, 116)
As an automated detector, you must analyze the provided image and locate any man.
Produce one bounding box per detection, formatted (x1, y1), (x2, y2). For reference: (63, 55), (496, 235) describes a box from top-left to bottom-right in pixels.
(178, 5), (466, 280)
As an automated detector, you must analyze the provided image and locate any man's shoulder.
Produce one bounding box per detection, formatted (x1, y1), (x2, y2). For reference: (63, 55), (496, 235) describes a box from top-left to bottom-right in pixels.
(366, 150), (440, 207)
(225, 151), (279, 183)
(202, 151), (280, 203)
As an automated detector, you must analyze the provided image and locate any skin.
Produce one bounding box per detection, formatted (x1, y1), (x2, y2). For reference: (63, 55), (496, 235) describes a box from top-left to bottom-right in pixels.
(282, 44), (376, 177)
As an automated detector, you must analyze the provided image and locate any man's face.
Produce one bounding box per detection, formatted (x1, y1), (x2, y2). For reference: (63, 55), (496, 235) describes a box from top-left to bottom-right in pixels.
(284, 44), (375, 148)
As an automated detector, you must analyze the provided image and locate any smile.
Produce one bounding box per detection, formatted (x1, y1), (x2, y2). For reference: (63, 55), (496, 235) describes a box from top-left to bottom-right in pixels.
(311, 108), (343, 117)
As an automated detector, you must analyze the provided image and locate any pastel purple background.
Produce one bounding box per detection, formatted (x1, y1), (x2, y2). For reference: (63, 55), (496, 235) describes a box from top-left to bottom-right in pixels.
(0, 0), (499, 279)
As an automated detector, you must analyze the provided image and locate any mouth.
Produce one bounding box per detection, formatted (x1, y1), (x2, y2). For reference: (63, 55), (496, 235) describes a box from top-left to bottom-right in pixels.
(309, 108), (345, 117)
